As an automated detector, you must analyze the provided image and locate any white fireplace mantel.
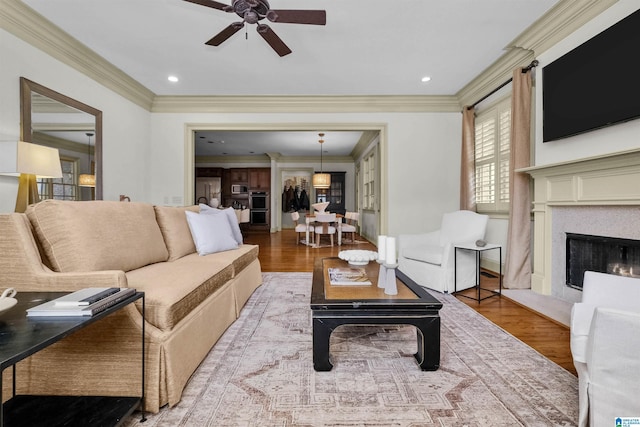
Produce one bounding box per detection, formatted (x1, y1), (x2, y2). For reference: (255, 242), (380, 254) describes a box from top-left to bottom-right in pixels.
(519, 148), (640, 295)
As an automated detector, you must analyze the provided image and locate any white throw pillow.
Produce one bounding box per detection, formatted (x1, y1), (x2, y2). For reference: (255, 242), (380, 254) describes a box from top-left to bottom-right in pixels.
(199, 204), (244, 245)
(185, 210), (239, 256)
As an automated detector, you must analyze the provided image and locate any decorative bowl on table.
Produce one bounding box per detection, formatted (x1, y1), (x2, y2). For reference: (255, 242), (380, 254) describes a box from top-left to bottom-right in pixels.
(0, 288), (17, 315)
(312, 202), (330, 213)
(339, 250), (378, 266)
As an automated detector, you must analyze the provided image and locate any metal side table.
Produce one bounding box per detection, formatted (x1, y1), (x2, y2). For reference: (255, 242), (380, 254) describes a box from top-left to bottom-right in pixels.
(454, 242), (502, 302)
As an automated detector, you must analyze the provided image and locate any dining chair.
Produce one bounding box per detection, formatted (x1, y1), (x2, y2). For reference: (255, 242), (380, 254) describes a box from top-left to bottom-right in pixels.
(341, 212), (359, 243)
(314, 212), (337, 247)
(291, 211), (312, 245)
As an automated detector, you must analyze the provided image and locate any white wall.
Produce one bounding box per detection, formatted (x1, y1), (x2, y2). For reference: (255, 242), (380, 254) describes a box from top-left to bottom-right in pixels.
(149, 111), (462, 237)
(469, 2), (640, 274)
(1, 25), (462, 236)
(534, 1), (640, 166)
(0, 29), (152, 213)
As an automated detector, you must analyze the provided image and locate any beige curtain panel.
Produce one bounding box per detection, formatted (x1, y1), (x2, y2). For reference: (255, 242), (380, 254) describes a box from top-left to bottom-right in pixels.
(504, 67), (533, 289)
(460, 106), (476, 211)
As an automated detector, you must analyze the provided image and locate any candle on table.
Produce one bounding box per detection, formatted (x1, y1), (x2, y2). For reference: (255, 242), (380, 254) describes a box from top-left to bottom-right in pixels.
(385, 237), (396, 265)
(377, 235), (387, 260)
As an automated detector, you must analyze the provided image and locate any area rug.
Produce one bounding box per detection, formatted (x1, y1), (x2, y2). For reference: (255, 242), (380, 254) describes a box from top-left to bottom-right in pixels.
(123, 272), (578, 427)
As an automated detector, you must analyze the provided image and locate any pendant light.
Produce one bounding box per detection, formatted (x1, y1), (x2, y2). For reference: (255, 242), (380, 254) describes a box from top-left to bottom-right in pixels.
(312, 132), (331, 189)
(78, 132), (96, 187)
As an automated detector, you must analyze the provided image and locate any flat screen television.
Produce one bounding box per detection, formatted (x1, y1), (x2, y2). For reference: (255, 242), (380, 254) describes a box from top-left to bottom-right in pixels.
(542, 8), (640, 142)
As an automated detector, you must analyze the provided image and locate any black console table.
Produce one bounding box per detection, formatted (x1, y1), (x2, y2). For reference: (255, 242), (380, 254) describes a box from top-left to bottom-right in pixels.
(0, 291), (145, 427)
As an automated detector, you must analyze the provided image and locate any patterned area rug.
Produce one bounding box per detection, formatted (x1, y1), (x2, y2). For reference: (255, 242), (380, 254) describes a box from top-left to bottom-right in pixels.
(124, 272), (578, 426)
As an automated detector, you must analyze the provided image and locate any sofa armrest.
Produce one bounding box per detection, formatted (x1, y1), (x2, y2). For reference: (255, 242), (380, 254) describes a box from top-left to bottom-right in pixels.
(0, 213), (128, 292)
(570, 303), (597, 363)
(585, 307), (640, 426)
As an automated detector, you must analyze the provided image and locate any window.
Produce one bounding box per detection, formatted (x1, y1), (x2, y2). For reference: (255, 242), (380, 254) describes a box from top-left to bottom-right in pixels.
(475, 98), (510, 213)
(363, 151), (376, 210)
(38, 157), (79, 201)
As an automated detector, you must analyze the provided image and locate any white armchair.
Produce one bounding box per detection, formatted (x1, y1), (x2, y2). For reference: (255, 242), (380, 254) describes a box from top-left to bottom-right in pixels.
(570, 271), (640, 427)
(398, 210), (488, 293)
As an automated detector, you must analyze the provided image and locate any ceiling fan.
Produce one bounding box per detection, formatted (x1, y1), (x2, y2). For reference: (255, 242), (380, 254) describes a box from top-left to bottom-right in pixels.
(184, 0), (326, 57)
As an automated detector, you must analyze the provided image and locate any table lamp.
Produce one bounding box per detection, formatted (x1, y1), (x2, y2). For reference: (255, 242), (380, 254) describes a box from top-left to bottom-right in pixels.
(0, 141), (63, 213)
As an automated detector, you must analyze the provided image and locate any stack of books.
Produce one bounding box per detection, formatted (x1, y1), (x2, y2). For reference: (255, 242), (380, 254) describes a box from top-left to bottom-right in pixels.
(26, 287), (136, 317)
(328, 268), (372, 286)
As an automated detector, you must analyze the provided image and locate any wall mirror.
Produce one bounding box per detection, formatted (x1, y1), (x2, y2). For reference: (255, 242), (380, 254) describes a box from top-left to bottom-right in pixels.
(20, 77), (103, 200)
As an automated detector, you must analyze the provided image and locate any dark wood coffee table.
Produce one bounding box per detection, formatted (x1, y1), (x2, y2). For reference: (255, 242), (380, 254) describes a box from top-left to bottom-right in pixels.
(310, 257), (443, 372)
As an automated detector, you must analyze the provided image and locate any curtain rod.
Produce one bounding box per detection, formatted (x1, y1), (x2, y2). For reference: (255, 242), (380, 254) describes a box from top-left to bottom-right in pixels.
(466, 60), (539, 110)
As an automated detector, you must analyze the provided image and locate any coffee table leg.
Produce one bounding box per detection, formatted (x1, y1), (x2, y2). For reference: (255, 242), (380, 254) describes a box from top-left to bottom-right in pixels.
(414, 316), (440, 371)
(312, 317), (334, 371)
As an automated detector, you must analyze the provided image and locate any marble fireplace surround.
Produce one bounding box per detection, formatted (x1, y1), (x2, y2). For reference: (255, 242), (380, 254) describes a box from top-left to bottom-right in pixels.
(521, 148), (640, 303)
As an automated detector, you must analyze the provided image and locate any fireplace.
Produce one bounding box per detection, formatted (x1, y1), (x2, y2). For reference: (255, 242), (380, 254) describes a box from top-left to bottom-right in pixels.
(566, 233), (640, 289)
(522, 149), (640, 302)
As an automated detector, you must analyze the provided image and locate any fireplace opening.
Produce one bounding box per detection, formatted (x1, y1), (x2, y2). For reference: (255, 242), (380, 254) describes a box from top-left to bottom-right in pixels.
(566, 233), (640, 289)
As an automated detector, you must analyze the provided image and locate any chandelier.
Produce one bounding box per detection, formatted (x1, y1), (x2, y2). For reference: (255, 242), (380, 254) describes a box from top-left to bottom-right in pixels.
(312, 132), (331, 189)
(78, 132), (96, 187)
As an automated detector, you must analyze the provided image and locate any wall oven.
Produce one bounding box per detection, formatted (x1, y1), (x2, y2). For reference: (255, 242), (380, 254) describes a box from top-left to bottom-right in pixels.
(250, 192), (268, 225)
(250, 210), (267, 225)
(250, 192), (268, 210)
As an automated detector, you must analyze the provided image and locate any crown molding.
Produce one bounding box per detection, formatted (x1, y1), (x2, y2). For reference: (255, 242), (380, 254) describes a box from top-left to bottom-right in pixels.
(0, 0), (154, 110)
(32, 122), (94, 132)
(151, 95), (461, 113)
(33, 131), (89, 154)
(456, 48), (535, 109)
(456, 0), (618, 109)
(351, 130), (379, 160)
(508, 0), (618, 55)
(195, 155), (354, 164)
(195, 155), (270, 164)
(3, 0), (618, 115)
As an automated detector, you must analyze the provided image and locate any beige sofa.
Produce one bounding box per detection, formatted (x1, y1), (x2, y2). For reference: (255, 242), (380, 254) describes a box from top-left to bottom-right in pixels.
(0, 200), (262, 413)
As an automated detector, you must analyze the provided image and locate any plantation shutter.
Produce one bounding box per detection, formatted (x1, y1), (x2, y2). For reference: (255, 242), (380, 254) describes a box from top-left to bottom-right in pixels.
(475, 98), (511, 213)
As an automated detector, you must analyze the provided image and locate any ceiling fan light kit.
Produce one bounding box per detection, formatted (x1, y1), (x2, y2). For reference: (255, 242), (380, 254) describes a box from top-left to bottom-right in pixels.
(184, 0), (326, 56)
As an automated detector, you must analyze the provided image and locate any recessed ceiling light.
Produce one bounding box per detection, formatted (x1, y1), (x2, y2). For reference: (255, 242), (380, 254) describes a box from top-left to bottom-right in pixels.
(421, 76), (431, 83)
(168, 75), (179, 83)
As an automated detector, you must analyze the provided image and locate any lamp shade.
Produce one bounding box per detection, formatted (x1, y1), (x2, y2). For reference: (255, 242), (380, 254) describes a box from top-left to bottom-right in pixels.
(78, 173), (96, 187)
(0, 141), (62, 178)
(312, 173), (331, 189)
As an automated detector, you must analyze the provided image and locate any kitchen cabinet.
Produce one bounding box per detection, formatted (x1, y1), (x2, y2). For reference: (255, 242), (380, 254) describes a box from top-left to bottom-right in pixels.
(230, 168), (248, 183)
(249, 168), (270, 191)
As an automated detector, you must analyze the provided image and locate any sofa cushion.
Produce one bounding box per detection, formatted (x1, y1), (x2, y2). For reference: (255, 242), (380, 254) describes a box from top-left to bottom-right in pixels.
(203, 244), (259, 277)
(154, 205), (199, 261)
(402, 244), (444, 266)
(126, 253), (234, 331)
(185, 210), (239, 256)
(199, 205), (243, 245)
(26, 200), (168, 273)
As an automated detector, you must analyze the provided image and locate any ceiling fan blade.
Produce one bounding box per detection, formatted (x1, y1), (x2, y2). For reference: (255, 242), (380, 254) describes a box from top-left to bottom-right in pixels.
(267, 10), (326, 25)
(183, 0), (230, 11)
(256, 24), (292, 57)
(206, 22), (244, 46)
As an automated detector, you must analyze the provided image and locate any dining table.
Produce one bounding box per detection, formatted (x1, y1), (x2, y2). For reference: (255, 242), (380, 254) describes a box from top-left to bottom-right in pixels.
(304, 213), (344, 247)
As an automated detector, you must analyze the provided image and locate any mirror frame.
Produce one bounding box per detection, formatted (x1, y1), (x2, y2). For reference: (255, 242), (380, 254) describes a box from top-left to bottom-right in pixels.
(20, 77), (103, 200)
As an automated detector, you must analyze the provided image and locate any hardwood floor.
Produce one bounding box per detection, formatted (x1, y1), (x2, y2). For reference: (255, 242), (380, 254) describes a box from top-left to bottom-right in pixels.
(243, 229), (576, 375)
